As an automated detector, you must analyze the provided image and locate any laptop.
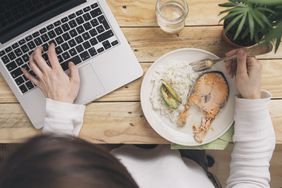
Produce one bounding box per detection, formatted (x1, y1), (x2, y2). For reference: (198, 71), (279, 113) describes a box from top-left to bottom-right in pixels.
(0, 0), (143, 129)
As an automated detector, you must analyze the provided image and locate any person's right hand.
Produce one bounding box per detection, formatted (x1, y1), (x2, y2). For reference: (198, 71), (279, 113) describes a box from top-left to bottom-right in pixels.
(225, 49), (262, 99)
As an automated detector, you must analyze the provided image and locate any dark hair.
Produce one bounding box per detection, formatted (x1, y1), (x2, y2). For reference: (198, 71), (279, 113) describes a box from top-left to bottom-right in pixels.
(0, 134), (138, 188)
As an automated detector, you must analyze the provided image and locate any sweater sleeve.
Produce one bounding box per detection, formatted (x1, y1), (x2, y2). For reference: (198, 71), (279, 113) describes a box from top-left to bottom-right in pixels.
(226, 91), (276, 188)
(42, 98), (86, 136)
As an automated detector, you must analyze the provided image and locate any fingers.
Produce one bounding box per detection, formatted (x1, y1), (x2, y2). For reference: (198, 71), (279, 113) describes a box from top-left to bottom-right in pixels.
(21, 68), (39, 86)
(29, 52), (43, 78)
(236, 49), (248, 77)
(48, 43), (62, 70)
(33, 46), (51, 72)
(225, 49), (238, 57)
(68, 62), (80, 85)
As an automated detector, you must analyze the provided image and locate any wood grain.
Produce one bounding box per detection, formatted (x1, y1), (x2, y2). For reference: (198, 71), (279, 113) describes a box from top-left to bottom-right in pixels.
(1, 59), (282, 103)
(0, 100), (281, 144)
(108, 0), (225, 27)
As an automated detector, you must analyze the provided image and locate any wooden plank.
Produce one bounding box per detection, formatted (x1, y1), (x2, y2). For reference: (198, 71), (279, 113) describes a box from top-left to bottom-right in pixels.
(108, 0), (225, 27)
(0, 100), (281, 144)
(122, 27), (282, 61)
(1, 59), (282, 103)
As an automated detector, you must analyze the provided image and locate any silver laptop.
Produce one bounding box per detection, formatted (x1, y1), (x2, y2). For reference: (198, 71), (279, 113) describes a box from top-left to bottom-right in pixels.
(0, 0), (143, 129)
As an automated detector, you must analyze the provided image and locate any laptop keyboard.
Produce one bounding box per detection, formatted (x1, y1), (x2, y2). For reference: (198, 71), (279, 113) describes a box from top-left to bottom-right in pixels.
(0, 3), (119, 94)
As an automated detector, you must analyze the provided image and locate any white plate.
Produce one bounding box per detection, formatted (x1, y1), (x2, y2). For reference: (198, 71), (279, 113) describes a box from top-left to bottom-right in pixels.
(140, 48), (236, 146)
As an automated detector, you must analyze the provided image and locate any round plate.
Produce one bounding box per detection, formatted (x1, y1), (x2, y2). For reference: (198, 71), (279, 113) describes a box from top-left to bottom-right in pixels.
(140, 48), (236, 146)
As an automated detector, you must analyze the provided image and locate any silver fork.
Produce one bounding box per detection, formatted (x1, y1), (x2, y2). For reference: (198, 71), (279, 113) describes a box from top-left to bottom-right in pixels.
(190, 44), (273, 72)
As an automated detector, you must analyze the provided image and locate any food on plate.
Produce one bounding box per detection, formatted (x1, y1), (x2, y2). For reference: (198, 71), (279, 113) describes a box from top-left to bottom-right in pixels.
(160, 80), (182, 109)
(177, 71), (229, 143)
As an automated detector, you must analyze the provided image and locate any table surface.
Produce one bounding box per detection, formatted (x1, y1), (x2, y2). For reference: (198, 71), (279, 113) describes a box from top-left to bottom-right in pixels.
(0, 0), (281, 144)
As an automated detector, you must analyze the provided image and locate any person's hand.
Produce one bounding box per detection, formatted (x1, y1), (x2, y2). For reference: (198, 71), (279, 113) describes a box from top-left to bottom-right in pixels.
(225, 49), (262, 99)
(21, 43), (80, 103)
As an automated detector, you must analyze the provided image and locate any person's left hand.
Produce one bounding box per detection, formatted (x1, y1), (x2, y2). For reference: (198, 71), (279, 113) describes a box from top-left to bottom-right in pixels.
(22, 43), (80, 103)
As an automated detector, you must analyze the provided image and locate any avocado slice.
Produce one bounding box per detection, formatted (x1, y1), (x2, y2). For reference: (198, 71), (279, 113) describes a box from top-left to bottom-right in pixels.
(160, 85), (179, 109)
(161, 80), (182, 103)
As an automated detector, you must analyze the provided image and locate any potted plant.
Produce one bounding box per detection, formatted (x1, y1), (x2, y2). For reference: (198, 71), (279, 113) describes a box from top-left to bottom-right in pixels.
(219, 0), (282, 52)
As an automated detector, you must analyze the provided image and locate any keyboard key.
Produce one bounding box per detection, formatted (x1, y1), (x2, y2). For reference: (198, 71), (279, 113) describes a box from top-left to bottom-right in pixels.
(54, 20), (61, 26)
(22, 54), (29, 62)
(75, 36), (83, 44)
(76, 45), (84, 53)
(8, 52), (16, 60)
(19, 39), (26, 45)
(76, 16), (84, 25)
(19, 84), (28, 93)
(21, 45), (29, 53)
(62, 43), (70, 51)
(90, 38), (98, 45)
(82, 41), (91, 49)
(98, 15), (110, 30)
(62, 33), (71, 41)
(40, 28), (47, 34)
(102, 40), (111, 49)
(77, 26), (85, 34)
(42, 53), (48, 61)
(15, 76), (25, 86)
(96, 25), (105, 33)
(90, 8), (102, 18)
(83, 13), (91, 21)
(90, 19), (99, 27)
(26, 35), (32, 41)
(83, 22), (92, 30)
(16, 58), (24, 66)
(42, 43), (49, 51)
(89, 28), (98, 37)
(111, 40), (119, 46)
(55, 27), (63, 35)
(69, 20), (77, 28)
(62, 51), (70, 60)
(97, 30), (114, 42)
(62, 23), (70, 31)
(41, 34), (49, 42)
(82, 32), (90, 40)
(47, 24), (54, 30)
(69, 48), (77, 56)
(61, 61), (69, 71)
(55, 46), (63, 55)
(0, 50), (5, 57)
(68, 39), (76, 47)
(1, 55), (9, 64)
(48, 31), (56, 39)
(34, 37), (43, 45)
(58, 55), (63, 63)
(68, 13), (76, 19)
(32, 31), (40, 38)
(6, 61), (17, 71)
(26, 81), (34, 90)
(11, 68), (22, 78)
(89, 47), (97, 56)
(21, 64), (30, 72)
(61, 17), (68, 23)
(55, 36), (64, 45)
(70, 29), (78, 37)
(83, 6), (91, 12)
(69, 55), (82, 65)
(27, 41), (36, 50)
(80, 51), (90, 61)
(15, 48), (23, 56)
(91, 3), (98, 9)
(76, 10), (83, 16)
(97, 47), (104, 53)
(5, 47), (12, 53)
(12, 43), (19, 49)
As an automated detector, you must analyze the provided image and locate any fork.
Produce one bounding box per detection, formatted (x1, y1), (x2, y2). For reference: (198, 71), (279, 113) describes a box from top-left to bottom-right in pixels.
(190, 44), (273, 72)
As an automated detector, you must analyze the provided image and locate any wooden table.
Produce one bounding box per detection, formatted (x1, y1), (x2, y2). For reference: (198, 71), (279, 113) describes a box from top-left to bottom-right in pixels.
(0, 0), (281, 144)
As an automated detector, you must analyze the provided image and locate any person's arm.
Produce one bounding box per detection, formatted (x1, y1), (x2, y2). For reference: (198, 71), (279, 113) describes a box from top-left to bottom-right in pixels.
(22, 43), (84, 136)
(225, 50), (275, 188)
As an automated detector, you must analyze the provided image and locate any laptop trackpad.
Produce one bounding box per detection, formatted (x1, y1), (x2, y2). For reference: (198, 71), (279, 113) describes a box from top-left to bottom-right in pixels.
(75, 64), (105, 104)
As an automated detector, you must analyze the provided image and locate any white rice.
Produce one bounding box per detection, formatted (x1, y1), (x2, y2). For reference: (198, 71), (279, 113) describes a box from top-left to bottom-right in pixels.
(150, 61), (199, 123)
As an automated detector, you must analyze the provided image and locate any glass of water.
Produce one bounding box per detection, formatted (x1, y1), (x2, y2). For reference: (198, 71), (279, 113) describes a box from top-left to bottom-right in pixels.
(156, 0), (189, 34)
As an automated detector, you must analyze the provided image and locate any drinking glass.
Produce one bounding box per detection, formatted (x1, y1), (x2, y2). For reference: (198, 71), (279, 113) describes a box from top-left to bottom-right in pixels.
(156, 0), (189, 34)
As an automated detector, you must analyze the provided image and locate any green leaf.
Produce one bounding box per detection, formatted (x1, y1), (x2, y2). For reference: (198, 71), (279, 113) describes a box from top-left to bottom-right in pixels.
(254, 9), (272, 27)
(252, 10), (267, 29)
(219, 10), (244, 23)
(248, 11), (255, 40)
(219, 2), (238, 7)
(248, 0), (282, 5)
(234, 11), (247, 40)
(224, 14), (244, 34)
(256, 7), (276, 15)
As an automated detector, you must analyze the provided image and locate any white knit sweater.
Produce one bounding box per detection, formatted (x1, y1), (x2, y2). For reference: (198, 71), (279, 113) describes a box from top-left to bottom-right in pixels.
(42, 91), (275, 188)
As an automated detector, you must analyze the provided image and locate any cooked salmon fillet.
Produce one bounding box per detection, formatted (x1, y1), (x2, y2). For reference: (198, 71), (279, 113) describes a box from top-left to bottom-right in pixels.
(177, 71), (229, 143)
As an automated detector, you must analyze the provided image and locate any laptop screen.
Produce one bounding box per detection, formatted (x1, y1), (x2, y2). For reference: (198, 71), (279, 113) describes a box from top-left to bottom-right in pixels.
(0, 0), (85, 43)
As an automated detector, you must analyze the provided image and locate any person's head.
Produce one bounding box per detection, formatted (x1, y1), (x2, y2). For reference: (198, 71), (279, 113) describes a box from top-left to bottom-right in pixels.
(0, 134), (138, 188)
